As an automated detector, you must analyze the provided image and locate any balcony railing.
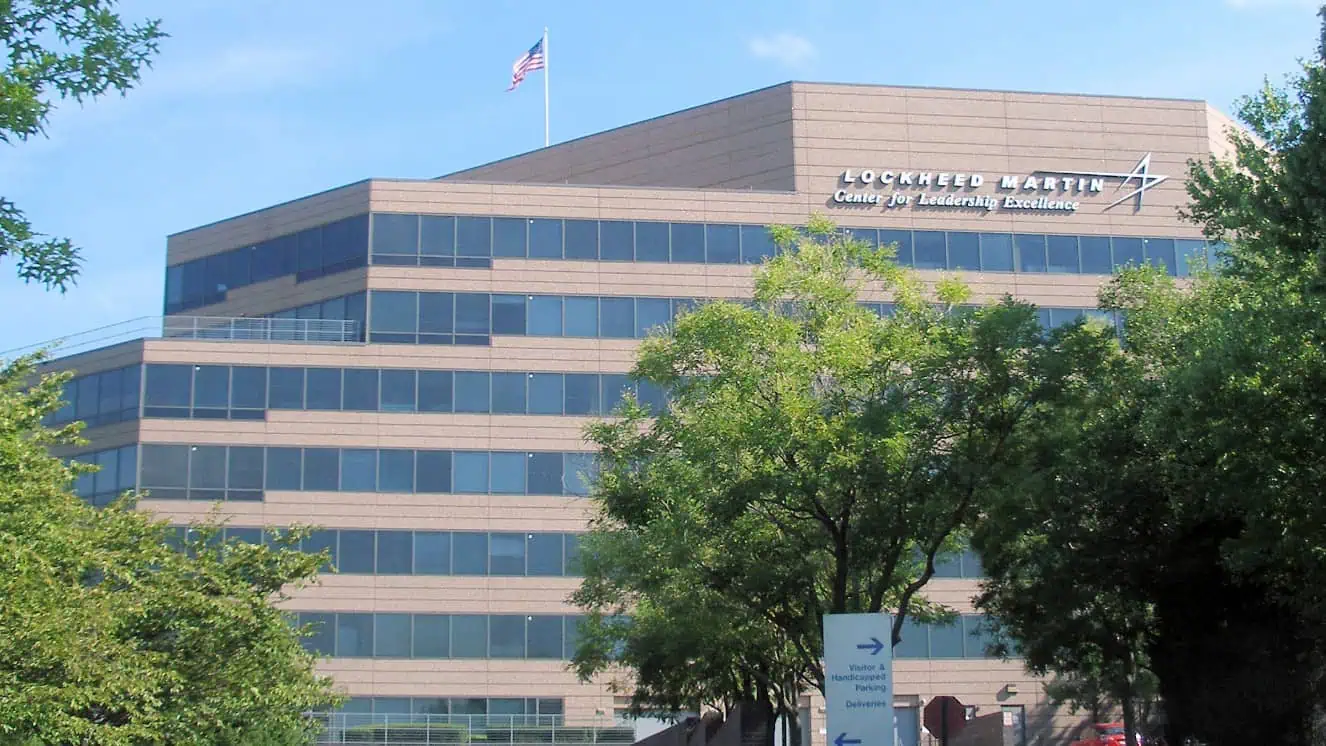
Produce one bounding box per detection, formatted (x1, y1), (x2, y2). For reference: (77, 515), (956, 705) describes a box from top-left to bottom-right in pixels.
(2, 316), (362, 360)
(310, 713), (635, 746)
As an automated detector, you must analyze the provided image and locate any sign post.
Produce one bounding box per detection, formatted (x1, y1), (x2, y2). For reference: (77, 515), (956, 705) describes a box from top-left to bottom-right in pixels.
(823, 614), (895, 746)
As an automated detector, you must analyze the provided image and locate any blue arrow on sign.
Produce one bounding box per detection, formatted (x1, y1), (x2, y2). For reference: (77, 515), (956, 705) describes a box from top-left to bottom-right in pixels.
(855, 637), (885, 655)
(834, 734), (862, 746)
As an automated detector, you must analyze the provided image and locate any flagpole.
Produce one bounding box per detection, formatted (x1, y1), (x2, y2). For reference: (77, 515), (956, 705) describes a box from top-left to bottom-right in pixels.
(543, 26), (550, 147)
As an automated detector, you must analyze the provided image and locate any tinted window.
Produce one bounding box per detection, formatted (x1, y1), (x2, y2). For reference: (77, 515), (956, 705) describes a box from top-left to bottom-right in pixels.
(144, 364), (191, 408)
(913, 231), (946, 269)
(527, 616), (563, 659)
(599, 297), (635, 338)
(374, 613), (412, 658)
(564, 374), (600, 415)
(267, 367), (304, 409)
(980, 234), (1014, 272)
(527, 533), (563, 576)
(415, 450), (451, 493)
(300, 612), (336, 655)
(417, 371), (453, 413)
(527, 452), (563, 495)
(706, 224), (740, 264)
(740, 225), (776, 264)
(455, 217), (492, 257)
(303, 448), (339, 491)
(528, 218), (563, 259)
(377, 532), (413, 574)
(188, 446), (227, 496)
(372, 213), (419, 256)
(453, 533), (488, 575)
(379, 449), (415, 493)
(265, 448), (302, 490)
(528, 373), (563, 415)
(304, 368), (342, 410)
(601, 374), (634, 412)
(527, 296), (563, 336)
(371, 291), (418, 337)
(1016, 234), (1049, 273)
(491, 373), (526, 414)
(1079, 236), (1112, 274)
(380, 369), (416, 412)
(339, 530), (376, 573)
(418, 292), (454, 336)
(451, 615), (488, 658)
(420, 216), (455, 257)
(343, 369), (379, 411)
(140, 444), (188, 490)
(340, 449), (378, 492)
(227, 447), (264, 492)
(230, 366), (267, 410)
(1144, 238), (1177, 276)
(455, 293), (490, 335)
(599, 220), (633, 261)
(414, 532), (451, 574)
(492, 295), (526, 335)
(488, 533), (525, 575)
(490, 452), (525, 495)
(564, 297), (598, 337)
(929, 619), (965, 658)
(192, 365), (229, 411)
(454, 452), (489, 493)
(1112, 237), (1144, 270)
(413, 615), (449, 658)
(563, 220), (599, 260)
(636, 298), (671, 337)
(491, 217), (527, 258)
(948, 232), (980, 270)
(489, 616), (525, 658)
(454, 373), (490, 414)
(670, 223), (705, 263)
(336, 614), (374, 657)
(894, 618), (929, 659)
(635, 221), (669, 262)
(879, 229), (913, 266)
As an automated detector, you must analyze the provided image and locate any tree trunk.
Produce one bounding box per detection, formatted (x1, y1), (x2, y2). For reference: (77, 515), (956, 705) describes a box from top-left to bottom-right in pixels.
(1121, 654), (1138, 746)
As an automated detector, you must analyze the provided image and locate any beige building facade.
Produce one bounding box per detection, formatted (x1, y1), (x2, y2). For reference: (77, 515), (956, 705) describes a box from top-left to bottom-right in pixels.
(34, 82), (1235, 745)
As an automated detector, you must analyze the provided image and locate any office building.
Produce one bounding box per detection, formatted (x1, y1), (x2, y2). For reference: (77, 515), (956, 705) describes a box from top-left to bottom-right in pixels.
(28, 82), (1234, 745)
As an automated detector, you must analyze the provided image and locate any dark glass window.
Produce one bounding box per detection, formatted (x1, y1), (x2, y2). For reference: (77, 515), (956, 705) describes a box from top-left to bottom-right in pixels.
(599, 220), (633, 261)
(456, 217), (492, 258)
(340, 449), (378, 492)
(338, 530), (376, 573)
(304, 368), (342, 411)
(670, 223), (705, 263)
(706, 224), (740, 264)
(564, 534), (582, 573)
(265, 448), (302, 490)
(343, 369), (380, 411)
(740, 225), (776, 264)
(192, 365), (229, 413)
(527, 615), (563, 659)
(879, 229), (913, 266)
(563, 219), (599, 260)
(527, 533), (563, 576)
(563, 453), (597, 497)
(564, 297), (598, 337)
(377, 532), (413, 574)
(227, 447), (264, 493)
(528, 373), (563, 415)
(490, 452), (525, 494)
(894, 618), (929, 659)
(492, 294), (527, 335)
(563, 617), (582, 660)
(420, 216), (455, 259)
(454, 373), (490, 414)
(964, 616), (995, 658)
(378, 449), (415, 493)
(371, 213), (419, 256)
(144, 364), (191, 411)
(928, 619), (965, 658)
(370, 291), (418, 336)
(303, 530), (337, 572)
(415, 450), (451, 493)
(636, 298), (671, 337)
(488, 533), (526, 575)
(380, 369), (416, 412)
(980, 234), (1015, 272)
(527, 296), (563, 336)
(453, 533), (488, 575)
(491, 373), (526, 414)
(637, 380), (667, 415)
(374, 613), (412, 658)
(635, 221), (669, 262)
(1144, 238), (1177, 276)
(454, 293), (490, 335)
(336, 614), (374, 657)
(1016, 234), (1049, 273)
(231, 366), (267, 410)
(527, 452), (563, 495)
(599, 297), (635, 338)
(451, 615), (488, 658)
(1112, 237), (1145, 270)
(913, 231), (946, 269)
(414, 532), (451, 574)
(528, 218), (563, 259)
(418, 292), (454, 338)
(601, 374), (634, 412)
(300, 612), (336, 655)
(948, 232), (980, 270)
(564, 374), (600, 416)
(417, 371), (453, 413)
(1079, 236), (1112, 274)
(140, 444), (188, 491)
(491, 217), (527, 258)
(303, 448), (339, 491)
(188, 446), (226, 499)
(413, 615), (449, 658)
(847, 227), (878, 248)
(489, 616), (525, 658)
(1175, 239), (1205, 277)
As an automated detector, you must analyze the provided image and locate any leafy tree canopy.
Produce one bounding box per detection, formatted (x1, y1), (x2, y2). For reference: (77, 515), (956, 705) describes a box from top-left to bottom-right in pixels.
(1, 0), (164, 289)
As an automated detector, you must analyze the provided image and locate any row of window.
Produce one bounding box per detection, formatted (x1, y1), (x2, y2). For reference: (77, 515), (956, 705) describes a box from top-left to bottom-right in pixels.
(297, 612), (582, 660)
(295, 611), (999, 661)
(50, 364), (142, 428)
(136, 365), (665, 420)
(190, 526), (583, 577)
(165, 211), (1212, 315)
(70, 444), (598, 503)
(371, 214), (1209, 276)
(334, 696), (565, 719)
(166, 215), (369, 313)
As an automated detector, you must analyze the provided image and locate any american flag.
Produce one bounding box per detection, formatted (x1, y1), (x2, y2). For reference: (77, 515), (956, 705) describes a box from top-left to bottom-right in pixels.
(507, 38), (545, 91)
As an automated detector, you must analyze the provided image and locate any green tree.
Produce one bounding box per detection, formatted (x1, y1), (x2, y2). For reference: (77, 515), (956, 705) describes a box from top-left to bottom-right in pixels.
(2, 0), (164, 289)
(0, 355), (341, 745)
(572, 216), (1079, 744)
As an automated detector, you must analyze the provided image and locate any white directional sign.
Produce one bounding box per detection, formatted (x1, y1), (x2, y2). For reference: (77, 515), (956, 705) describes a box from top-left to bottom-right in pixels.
(823, 613), (895, 746)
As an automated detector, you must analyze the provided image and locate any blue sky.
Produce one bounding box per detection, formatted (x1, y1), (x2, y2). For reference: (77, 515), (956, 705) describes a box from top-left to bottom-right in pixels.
(0, 0), (1317, 352)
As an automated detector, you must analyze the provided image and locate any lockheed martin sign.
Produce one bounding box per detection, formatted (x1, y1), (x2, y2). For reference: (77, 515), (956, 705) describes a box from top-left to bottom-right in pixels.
(831, 153), (1168, 214)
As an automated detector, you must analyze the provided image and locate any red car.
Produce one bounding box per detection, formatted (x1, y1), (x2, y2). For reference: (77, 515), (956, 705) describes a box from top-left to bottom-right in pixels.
(1071, 723), (1142, 746)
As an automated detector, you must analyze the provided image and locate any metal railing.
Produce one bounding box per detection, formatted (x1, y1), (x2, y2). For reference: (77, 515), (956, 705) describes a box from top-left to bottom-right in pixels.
(2, 316), (362, 360)
(310, 713), (635, 746)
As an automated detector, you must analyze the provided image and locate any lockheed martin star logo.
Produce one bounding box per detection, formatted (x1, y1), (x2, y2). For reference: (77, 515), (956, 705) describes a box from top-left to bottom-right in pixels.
(1036, 153), (1170, 211)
